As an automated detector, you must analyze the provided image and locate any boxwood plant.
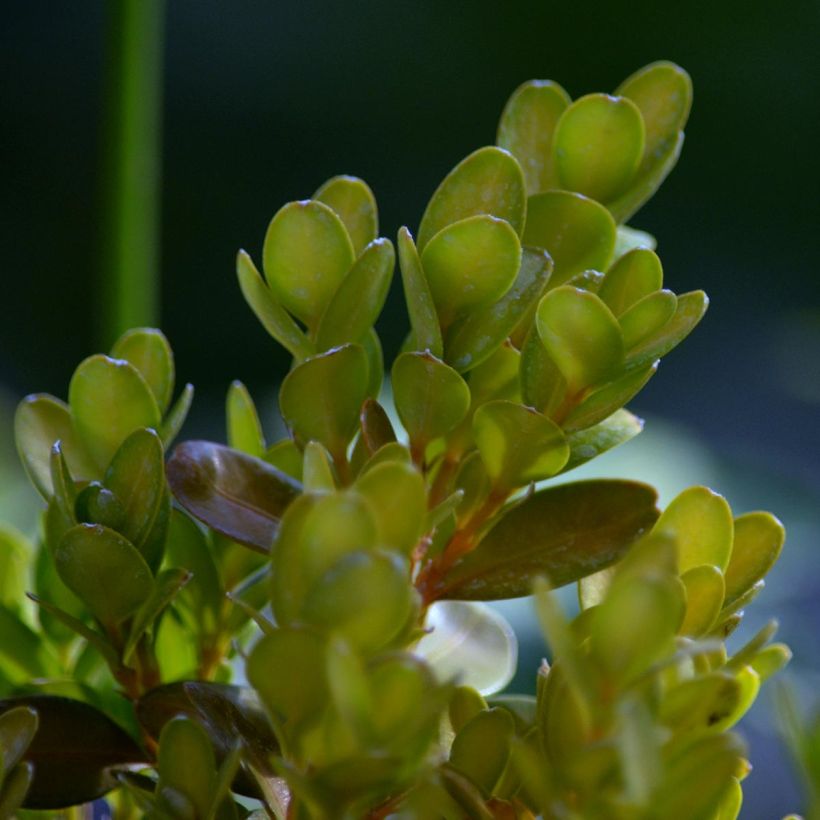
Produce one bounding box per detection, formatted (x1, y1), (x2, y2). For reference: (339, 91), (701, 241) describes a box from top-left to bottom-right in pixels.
(0, 62), (794, 819)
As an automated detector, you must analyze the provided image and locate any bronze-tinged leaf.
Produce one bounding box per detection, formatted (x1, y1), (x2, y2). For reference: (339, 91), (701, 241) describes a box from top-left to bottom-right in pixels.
(430, 480), (659, 601)
(0, 695), (147, 809)
(137, 682), (278, 798)
(167, 441), (302, 553)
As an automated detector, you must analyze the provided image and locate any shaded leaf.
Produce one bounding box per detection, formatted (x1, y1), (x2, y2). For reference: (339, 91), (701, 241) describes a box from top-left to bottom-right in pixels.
(262, 199), (355, 327)
(226, 381), (265, 458)
(157, 716), (217, 818)
(160, 383), (195, 447)
(431, 480), (659, 600)
(418, 146), (526, 251)
(313, 175), (378, 255)
(359, 398), (397, 454)
(519, 326), (566, 417)
(0, 705), (38, 777)
(167, 441), (301, 553)
(110, 327), (175, 414)
(398, 226), (443, 357)
(302, 441), (336, 492)
(450, 708), (514, 794)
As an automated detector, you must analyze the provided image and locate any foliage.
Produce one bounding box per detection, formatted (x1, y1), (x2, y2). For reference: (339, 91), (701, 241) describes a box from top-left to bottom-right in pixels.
(0, 62), (796, 818)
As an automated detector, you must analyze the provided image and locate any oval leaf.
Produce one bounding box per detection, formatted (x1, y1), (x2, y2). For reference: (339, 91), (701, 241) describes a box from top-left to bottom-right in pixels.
(723, 512), (785, 606)
(523, 190), (616, 286)
(55, 524), (153, 626)
(679, 564), (726, 636)
(316, 238), (394, 350)
(167, 441), (301, 552)
(397, 227), (443, 356)
(262, 200), (355, 327)
(431, 480), (659, 600)
(392, 352), (471, 448)
(68, 355), (161, 472)
(227, 381), (266, 458)
(0, 695), (147, 810)
(157, 716), (217, 817)
(619, 289), (677, 349)
(417, 146), (526, 250)
(0, 705), (38, 777)
(449, 707), (515, 793)
(497, 79), (571, 195)
(313, 175), (378, 256)
(598, 247), (664, 317)
(563, 408), (644, 473)
(110, 328), (175, 414)
(422, 215), (522, 326)
(536, 286), (625, 393)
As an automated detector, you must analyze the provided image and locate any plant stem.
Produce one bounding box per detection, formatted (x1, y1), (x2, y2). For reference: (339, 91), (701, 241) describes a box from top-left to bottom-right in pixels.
(100, 0), (165, 345)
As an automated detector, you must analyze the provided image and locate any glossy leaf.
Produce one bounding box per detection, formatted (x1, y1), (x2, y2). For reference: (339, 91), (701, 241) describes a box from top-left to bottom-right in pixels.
(236, 250), (313, 360)
(723, 512), (785, 606)
(0, 694), (147, 809)
(554, 93), (645, 203)
(450, 708), (514, 794)
(520, 326), (566, 416)
(359, 398), (397, 454)
(280, 344), (370, 457)
(598, 247), (664, 317)
(750, 643), (792, 681)
(167, 441), (301, 552)
(473, 400), (569, 488)
(104, 427), (168, 570)
(654, 486), (734, 573)
(536, 286), (625, 392)
(562, 363), (657, 432)
(316, 238), (394, 350)
(417, 146), (527, 251)
(397, 227), (443, 357)
(110, 327), (175, 413)
(619, 289), (677, 349)
(416, 601), (517, 695)
(313, 175), (378, 255)
(227, 381), (265, 458)
(421, 215), (521, 325)
(679, 565), (725, 636)
(263, 199), (355, 327)
(15, 395), (97, 496)
(445, 247), (552, 372)
(522, 191), (616, 286)
(392, 352), (470, 447)
(430, 480), (659, 600)
(68, 355), (161, 471)
(356, 461), (427, 553)
(563, 408), (644, 472)
(497, 79), (571, 194)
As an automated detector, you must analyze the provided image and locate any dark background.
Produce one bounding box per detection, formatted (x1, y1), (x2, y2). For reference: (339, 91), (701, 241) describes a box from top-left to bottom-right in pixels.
(2, 2), (819, 817)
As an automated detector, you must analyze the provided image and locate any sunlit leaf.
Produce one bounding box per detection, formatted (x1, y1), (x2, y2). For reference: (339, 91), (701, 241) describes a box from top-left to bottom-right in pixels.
(313, 175), (378, 255)
(563, 408), (644, 472)
(418, 146), (527, 251)
(619, 289), (677, 349)
(226, 381), (265, 458)
(723, 512), (785, 606)
(598, 247), (663, 317)
(679, 565), (725, 636)
(110, 327), (175, 414)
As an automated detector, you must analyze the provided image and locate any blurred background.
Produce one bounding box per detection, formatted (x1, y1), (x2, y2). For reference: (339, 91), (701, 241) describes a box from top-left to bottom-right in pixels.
(1, 1), (819, 816)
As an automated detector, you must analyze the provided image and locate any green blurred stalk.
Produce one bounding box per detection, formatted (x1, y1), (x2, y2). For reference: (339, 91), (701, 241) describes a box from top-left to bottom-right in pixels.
(100, 0), (165, 346)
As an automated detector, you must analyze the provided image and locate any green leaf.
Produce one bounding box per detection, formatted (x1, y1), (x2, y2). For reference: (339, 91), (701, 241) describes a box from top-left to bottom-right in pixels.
(750, 643), (791, 681)
(520, 327), (566, 417)
(536, 286), (624, 393)
(398, 226), (443, 357)
(302, 550), (415, 654)
(659, 673), (741, 734)
(445, 247), (552, 372)
(497, 79), (571, 195)
(302, 441), (337, 492)
(157, 716), (217, 818)
(522, 191), (616, 286)
(246, 628), (328, 733)
(110, 327), (175, 414)
(0, 761), (33, 816)
(280, 344), (370, 458)
(0, 605), (59, 683)
(313, 175), (378, 255)
(358, 398), (397, 455)
(430, 480), (659, 600)
(450, 708), (514, 794)
(361, 327), (385, 399)
(473, 400), (569, 488)
(226, 381), (265, 458)
(417, 146), (527, 251)
(262, 199), (355, 328)
(619, 289), (677, 349)
(416, 601), (517, 696)
(0, 525), (32, 611)
(613, 225), (657, 260)
(316, 238), (394, 350)
(723, 512), (785, 606)
(553, 93), (645, 203)
(264, 437), (303, 480)
(68, 354), (161, 471)
(0, 706), (38, 777)
(654, 486), (734, 573)
(392, 352), (471, 448)
(55, 524), (153, 627)
(449, 687), (488, 734)
(421, 215), (522, 325)
(124, 568), (192, 663)
(563, 408), (644, 472)
(236, 250), (313, 359)
(356, 461), (427, 554)
(167, 441), (301, 553)
(679, 565), (725, 636)
(14, 395), (97, 496)
(598, 247), (663, 317)
(0, 694), (147, 809)
(104, 428), (168, 570)
(160, 383), (195, 447)
(562, 363), (657, 432)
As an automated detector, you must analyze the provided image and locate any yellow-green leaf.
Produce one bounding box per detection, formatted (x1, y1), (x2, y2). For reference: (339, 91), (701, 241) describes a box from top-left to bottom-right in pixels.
(313, 175), (378, 255)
